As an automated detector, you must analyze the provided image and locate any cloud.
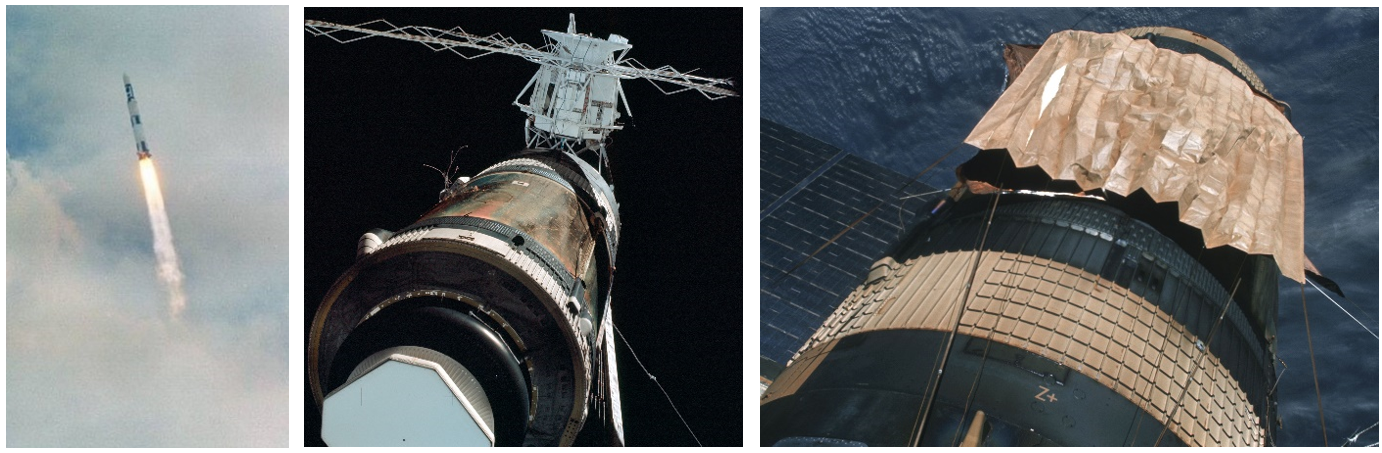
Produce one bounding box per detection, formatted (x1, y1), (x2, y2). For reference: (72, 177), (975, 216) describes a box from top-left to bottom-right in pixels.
(7, 6), (287, 447)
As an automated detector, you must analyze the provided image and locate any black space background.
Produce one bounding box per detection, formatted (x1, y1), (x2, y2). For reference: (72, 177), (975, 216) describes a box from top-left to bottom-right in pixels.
(305, 8), (743, 446)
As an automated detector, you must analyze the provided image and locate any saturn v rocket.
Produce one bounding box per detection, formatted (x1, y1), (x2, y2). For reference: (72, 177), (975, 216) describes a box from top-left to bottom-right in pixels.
(762, 27), (1308, 447)
(124, 74), (152, 160)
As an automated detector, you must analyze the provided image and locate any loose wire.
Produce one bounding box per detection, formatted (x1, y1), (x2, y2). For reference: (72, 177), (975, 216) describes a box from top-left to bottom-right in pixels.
(1343, 421), (1378, 446)
(1306, 278), (1378, 340)
(612, 321), (702, 446)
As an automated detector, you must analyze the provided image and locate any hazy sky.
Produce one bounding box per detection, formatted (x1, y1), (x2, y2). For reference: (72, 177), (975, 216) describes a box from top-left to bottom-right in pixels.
(7, 6), (287, 446)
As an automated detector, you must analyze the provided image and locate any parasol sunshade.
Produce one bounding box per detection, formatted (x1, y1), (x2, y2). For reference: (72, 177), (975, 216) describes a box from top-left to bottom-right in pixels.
(964, 30), (1306, 282)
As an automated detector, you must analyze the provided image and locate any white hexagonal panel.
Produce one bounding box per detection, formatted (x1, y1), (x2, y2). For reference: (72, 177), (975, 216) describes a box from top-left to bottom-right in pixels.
(323, 349), (492, 447)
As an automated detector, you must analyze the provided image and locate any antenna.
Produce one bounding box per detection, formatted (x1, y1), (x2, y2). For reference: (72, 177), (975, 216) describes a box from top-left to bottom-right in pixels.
(305, 14), (737, 161)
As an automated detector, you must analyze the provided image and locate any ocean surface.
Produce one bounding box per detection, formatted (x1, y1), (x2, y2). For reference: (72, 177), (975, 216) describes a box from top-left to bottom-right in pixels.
(762, 7), (1378, 447)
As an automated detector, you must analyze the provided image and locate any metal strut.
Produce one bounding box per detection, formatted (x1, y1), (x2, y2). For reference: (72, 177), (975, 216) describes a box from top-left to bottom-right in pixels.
(306, 16), (736, 163)
(911, 164), (1004, 446)
(1153, 256), (1249, 447)
(304, 19), (737, 99)
(1300, 282), (1330, 446)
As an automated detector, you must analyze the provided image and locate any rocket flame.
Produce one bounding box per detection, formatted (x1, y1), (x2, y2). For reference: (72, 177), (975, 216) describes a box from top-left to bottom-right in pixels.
(138, 157), (186, 318)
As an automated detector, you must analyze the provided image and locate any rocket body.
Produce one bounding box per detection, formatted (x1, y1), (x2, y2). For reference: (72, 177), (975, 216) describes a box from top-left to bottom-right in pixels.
(124, 74), (151, 160)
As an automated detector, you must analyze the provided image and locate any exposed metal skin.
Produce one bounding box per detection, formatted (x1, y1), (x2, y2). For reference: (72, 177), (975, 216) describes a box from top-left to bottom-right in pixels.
(420, 169), (594, 296)
(310, 149), (620, 446)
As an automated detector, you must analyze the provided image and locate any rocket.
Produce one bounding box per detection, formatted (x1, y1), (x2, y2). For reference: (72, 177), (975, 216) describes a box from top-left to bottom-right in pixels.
(123, 74), (151, 160)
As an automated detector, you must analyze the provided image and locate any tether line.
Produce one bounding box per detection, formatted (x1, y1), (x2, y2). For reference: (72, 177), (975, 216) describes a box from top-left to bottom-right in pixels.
(612, 321), (702, 446)
(1300, 282), (1329, 446)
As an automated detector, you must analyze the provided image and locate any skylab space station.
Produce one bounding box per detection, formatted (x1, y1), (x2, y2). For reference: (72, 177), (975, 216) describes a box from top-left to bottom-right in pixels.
(306, 13), (735, 447)
(762, 27), (1348, 447)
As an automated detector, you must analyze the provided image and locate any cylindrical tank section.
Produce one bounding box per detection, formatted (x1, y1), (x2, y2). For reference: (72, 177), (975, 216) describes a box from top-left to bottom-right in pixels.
(762, 195), (1276, 446)
(310, 149), (620, 446)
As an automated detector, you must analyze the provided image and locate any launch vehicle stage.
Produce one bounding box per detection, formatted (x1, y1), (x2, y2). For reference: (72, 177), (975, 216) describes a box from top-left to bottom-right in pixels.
(123, 74), (151, 160)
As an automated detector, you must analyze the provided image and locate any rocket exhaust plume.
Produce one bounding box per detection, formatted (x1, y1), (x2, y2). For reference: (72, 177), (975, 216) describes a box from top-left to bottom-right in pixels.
(138, 157), (186, 318)
(126, 75), (184, 317)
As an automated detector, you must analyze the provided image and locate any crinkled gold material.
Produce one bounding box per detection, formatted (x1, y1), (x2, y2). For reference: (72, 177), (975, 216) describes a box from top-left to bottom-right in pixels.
(965, 30), (1305, 282)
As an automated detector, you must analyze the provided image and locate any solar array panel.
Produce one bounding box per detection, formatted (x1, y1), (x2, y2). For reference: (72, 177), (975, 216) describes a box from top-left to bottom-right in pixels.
(759, 119), (939, 364)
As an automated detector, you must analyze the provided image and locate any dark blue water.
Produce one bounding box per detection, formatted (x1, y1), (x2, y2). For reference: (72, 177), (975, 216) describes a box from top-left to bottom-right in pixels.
(762, 7), (1378, 447)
